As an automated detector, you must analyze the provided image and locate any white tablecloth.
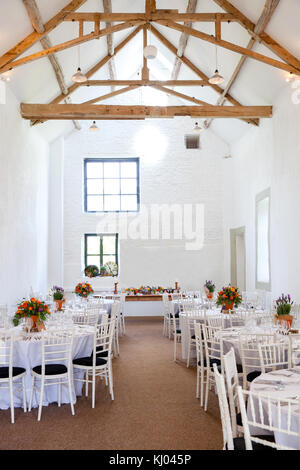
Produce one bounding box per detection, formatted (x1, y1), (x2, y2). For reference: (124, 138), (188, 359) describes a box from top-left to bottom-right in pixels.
(0, 326), (94, 410)
(250, 369), (300, 449)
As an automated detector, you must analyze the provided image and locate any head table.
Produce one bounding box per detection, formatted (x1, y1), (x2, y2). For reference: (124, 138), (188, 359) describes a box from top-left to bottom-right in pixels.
(0, 325), (94, 410)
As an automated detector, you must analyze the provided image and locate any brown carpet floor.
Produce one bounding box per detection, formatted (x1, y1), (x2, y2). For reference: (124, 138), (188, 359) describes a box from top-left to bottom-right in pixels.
(0, 317), (223, 450)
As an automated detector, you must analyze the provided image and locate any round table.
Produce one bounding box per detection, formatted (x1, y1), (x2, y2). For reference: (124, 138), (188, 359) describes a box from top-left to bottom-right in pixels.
(0, 325), (94, 410)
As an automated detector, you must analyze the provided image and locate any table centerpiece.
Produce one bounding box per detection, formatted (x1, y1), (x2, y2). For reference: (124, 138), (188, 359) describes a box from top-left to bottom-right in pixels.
(13, 298), (50, 331)
(216, 285), (242, 312)
(204, 280), (215, 300)
(75, 282), (94, 298)
(51, 285), (65, 311)
(274, 294), (294, 327)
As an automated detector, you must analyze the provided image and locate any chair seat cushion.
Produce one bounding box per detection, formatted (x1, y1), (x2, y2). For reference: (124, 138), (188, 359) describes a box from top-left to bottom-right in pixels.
(236, 412), (243, 427)
(231, 435), (276, 451)
(90, 346), (109, 358)
(32, 364), (67, 376)
(236, 363), (243, 373)
(247, 370), (261, 382)
(73, 356), (107, 367)
(0, 366), (26, 379)
(176, 329), (181, 334)
(191, 335), (195, 340)
(198, 358), (221, 369)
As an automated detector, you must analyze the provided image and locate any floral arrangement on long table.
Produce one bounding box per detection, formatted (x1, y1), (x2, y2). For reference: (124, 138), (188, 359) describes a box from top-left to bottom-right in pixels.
(124, 286), (168, 295)
(13, 298), (51, 328)
(216, 285), (242, 311)
(75, 282), (94, 298)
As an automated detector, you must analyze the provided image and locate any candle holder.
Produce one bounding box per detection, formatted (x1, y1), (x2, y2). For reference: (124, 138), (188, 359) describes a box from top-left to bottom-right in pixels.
(175, 282), (179, 292)
(114, 282), (118, 295)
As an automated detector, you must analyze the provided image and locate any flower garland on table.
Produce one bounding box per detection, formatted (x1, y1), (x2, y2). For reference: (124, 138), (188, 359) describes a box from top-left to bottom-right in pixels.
(216, 286), (242, 309)
(13, 298), (51, 326)
(75, 282), (94, 298)
(124, 286), (166, 295)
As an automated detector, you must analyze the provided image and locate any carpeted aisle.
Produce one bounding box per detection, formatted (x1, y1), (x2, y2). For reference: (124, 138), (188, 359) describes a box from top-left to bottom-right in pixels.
(0, 317), (223, 450)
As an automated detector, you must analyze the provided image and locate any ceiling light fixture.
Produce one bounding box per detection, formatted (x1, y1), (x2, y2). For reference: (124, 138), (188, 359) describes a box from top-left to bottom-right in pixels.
(143, 23), (157, 60)
(89, 121), (99, 131)
(0, 74), (10, 82)
(286, 72), (295, 83)
(193, 122), (202, 133)
(72, 45), (87, 83)
(209, 45), (224, 85)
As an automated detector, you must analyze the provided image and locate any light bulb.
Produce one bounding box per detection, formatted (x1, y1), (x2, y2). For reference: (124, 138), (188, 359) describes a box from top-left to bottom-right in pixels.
(208, 69), (225, 85)
(143, 45), (158, 60)
(72, 67), (87, 83)
(89, 121), (99, 131)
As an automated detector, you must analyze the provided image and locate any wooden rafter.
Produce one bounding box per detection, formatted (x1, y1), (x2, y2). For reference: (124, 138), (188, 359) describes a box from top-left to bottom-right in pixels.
(0, 21), (145, 74)
(22, 0), (81, 131)
(205, 0), (280, 129)
(20, 103), (273, 120)
(102, 0), (117, 92)
(31, 26), (143, 126)
(150, 85), (211, 107)
(212, 0), (300, 72)
(81, 80), (208, 86)
(0, 0), (88, 70)
(171, 0), (198, 82)
(150, 25), (258, 126)
(154, 19), (300, 76)
(64, 12), (238, 23)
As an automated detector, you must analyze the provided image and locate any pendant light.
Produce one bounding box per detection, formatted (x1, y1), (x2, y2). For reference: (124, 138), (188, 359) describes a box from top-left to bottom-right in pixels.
(143, 23), (157, 60)
(209, 45), (224, 85)
(193, 122), (202, 133)
(89, 121), (99, 131)
(286, 72), (295, 83)
(72, 45), (87, 83)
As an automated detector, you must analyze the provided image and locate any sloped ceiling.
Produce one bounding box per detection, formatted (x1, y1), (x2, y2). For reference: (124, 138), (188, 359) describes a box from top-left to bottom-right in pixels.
(0, 0), (299, 143)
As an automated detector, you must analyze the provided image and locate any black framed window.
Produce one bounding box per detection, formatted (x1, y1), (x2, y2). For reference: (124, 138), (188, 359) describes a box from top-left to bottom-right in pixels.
(84, 158), (140, 212)
(84, 234), (118, 272)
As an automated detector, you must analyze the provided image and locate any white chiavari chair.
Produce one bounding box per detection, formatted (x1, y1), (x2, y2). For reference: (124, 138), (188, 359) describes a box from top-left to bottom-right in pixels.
(258, 342), (289, 373)
(237, 386), (299, 450)
(73, 319), (115, 408)
(0, 332), (27, 423)
(184, 311), (199, 367)
(162, 293), (171, 338)
(72, 307), (100, 326)
(170, 301), (181, 361)
(111, 301), (121, 356)
(239, 333), (277, 389)
(194, 322), (206, 405)
(119, 293), (126, 335)
(213, 365), (276, 450)
(29, 329), (74, 421)
(206, 315), (226, 329)
(202, 323), (223, 411)
(178, 298), (196, 313)
(170, 293), (183, 301)
(288, 333), (300, 368)
(223, 348), (243, 438)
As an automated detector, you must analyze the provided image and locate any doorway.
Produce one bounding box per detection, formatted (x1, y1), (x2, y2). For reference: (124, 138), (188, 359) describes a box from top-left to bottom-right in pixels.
(230, 227), (246, 291)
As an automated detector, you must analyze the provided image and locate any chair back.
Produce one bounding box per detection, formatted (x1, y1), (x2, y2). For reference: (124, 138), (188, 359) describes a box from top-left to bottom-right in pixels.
(288, 333), (300, 368)
(0, 332), (13, 375)
(223, 348), (240, 437)
(206, 315), (225, 329)
(258, 342), (289, 373)
(213, 363), (235, 450)
(170, 293), (182, 301)
(93, 319), (115, 364)
(202, 323), (223, 369)
(239, 333), (276, 387)
(40, 329), (74, 372)
(237, 386), (300, 450)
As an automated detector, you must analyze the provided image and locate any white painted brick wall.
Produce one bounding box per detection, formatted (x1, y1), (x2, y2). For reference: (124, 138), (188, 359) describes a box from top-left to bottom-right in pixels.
(62, 118), (229, 291)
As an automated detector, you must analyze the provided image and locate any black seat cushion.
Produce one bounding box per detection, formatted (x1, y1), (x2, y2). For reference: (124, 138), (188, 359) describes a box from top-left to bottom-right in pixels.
(0, 367), (26, 379)
(73, 356), (107, 367)
(247, 370), (261, 382)
(236, 412), (243, 427)
(231, 435), (276, 451)
(191, 335), (195, 340)
(236, 363), (243, 373)
(90, 346), (109, 358)
(32, 364), (67, 376)
(198, 358), (222, 369)
(176, 329), (181, 334)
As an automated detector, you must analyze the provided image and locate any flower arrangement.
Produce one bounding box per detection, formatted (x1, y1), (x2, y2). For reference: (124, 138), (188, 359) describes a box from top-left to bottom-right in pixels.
(124, 286), (166, 295)
(204, 280), (215, 293)
(51, 285), (64, 301)
(75, 282), (94, 298)
(275, 294), (293, 316)
(84, 265), (99, 278)
(13, 298), (51, 327)
(216, 286), (242, 310)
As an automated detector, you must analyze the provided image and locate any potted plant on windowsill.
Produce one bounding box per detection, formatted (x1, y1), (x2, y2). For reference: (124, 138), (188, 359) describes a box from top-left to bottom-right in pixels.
(84, 265), (100, 278)
(51, 286), (65, 311)
(204, 280), (215, 300)
(274, 294), (294, 327)
(216, 286), (242, 313)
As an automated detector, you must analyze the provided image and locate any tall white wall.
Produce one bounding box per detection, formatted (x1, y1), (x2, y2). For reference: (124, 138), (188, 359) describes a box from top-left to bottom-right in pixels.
(223, 84), (300, 302)
(63, 119), (229, 291)
(0, 86), (49, 306)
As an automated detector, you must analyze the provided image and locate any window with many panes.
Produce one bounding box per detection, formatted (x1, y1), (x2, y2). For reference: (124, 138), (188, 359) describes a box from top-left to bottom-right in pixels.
(84, 158), (140, 212)
(84, 234), (118, 273)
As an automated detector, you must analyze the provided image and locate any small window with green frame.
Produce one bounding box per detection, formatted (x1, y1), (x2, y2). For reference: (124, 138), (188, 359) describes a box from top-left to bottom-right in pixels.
(84, 233), (119, 275)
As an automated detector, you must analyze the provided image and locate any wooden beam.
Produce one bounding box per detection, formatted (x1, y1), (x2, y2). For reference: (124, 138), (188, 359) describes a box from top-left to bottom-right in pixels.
(21, 103), (273, 120)
(171, 0), (197, 82)
(64, 12), (238, 23)
(145, 0), (156, 16)
(142, 25), (150, 80)
(0, 21), (144, 73)
(81, 85), (140, 105)
(82, 80), (208, 86)
(205, 0), (279, 129)
(150, 25), (258, 126)
(155, 19), (300, 76)
(0, 0), (88, 71)
(212, 0), (300, 72)
(102, 0), (117, 92)
(22, 0), (81, 130)
(215, 13), (221, 41)
(31, 26), (143, 125)
(150, 85), (210, 106)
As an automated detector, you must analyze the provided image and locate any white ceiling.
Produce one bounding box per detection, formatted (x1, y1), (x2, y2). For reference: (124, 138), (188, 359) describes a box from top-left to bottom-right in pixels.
(0, 0), (299, 143)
